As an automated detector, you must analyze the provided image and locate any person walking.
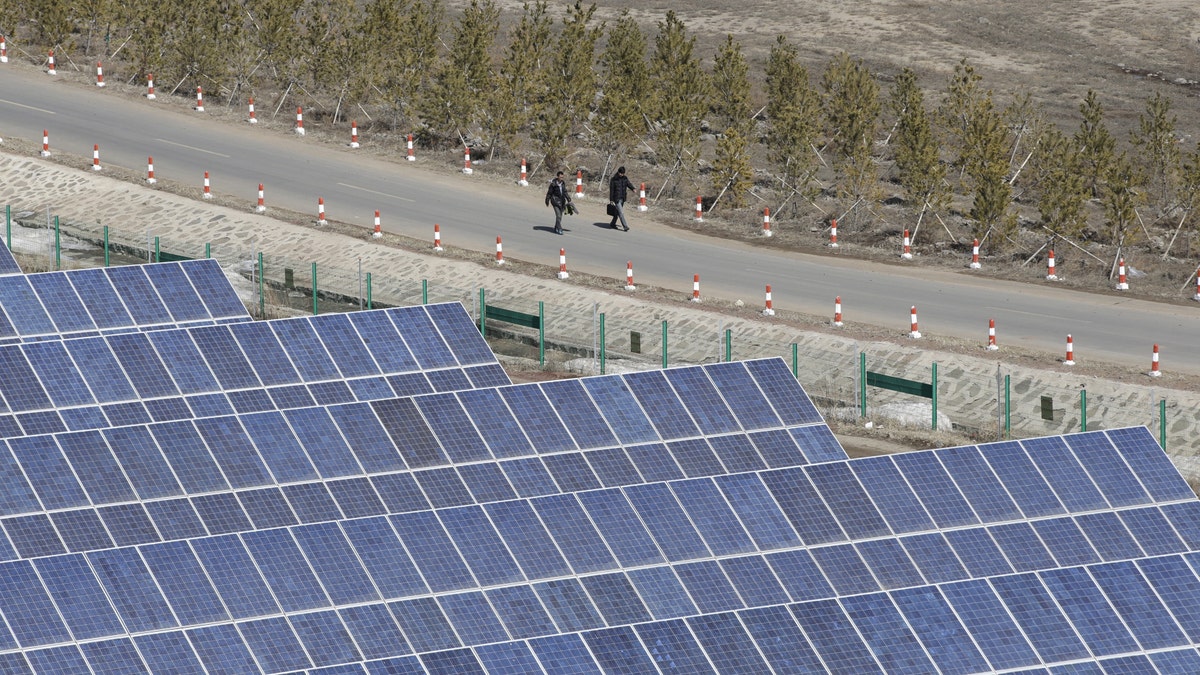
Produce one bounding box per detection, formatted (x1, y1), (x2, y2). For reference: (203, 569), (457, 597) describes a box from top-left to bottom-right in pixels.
(608, 166), (635, 231)
(544, 170), (572, 235)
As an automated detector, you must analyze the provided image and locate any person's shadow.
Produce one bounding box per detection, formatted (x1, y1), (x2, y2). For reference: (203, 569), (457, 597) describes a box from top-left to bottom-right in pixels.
(532, 225), (567, 234)
(591, 221), (617, 230)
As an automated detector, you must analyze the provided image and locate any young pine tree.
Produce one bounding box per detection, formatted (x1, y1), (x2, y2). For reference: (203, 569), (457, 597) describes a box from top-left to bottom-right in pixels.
(594, 10), (649, 162)
(531, 1), (602, 168)
(1131, 91), (1180, 214)
(938, 58), (984, 180)
(821, 52), (880, 212)
(710, 35), (752, 135)
(1035, 127), (1089, 240)
(486, 0), (552, 157)
(711, 126), (754, 208)
(1102, 152), (1145, 248)
(765, 36), (821, 207)
(421, 0), (500, 143)
(889, 67), (948, 222)
(1075, 90), (1116, 199)
(649, 10), (710, 186)
(965, 93), (1016, 243)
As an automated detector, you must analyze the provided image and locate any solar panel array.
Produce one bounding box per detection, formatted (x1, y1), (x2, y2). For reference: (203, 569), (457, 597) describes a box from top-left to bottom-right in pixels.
(0, 302), (509, 439)
(0, 258), (1198, 674)
(0, 260), (251, 343)
(0, 241), (22, 277)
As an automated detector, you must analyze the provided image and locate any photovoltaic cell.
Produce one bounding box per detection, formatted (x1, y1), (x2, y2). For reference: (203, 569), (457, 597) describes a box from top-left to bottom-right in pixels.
(27, 272), (94, 334)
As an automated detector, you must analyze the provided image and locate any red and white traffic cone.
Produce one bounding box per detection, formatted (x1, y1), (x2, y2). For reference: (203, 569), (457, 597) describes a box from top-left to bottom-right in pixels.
(1063, 334), (1075, 366)
(558, 248), (569, 280)
(40, 129), (50, 157)
(637, 183), (648, 211)
(255, 183), (266, 213)
(433, 224), (443, 252)
(518, 158), (528, 187)
(317, 198), (327, 226)
(462, 147), (473, 174)
(195, 86), (204, 112)
(625, 261), (636, 291)
(202, 171), (212, 199)
(95, 62), (105, 87)
(372, 210), (382, 238)
(575, 170), (584, 198)
(970, 239), (981, 269)
(829, 219), (839, 248)
(1194, 266), (1200, 301)
(694, 196), (704, 222)
(762, 285), (775, 316)
(294, 106), (305, 135)
(91, 144), (101, 171)
(1116, 258), (1129, 290)
(46, 50), (55, 75)
(691, 274), (701, 302)
(146, 73), (156, 99)
(986, 319), (998, 351)
(406, 133), (415, 161)
(833, 296), (843, 327)
(762, 208), (772, 237)
(247, 97), (257, 123)
(0, 37), (7, 64)
(1046, 249), (1058, 280)
(495, 236), (504, 265)
(1149, 344), (1161, 377)
(350, 121), (360, 148)
(909, 306), (921, 339)
(901, 229), (913, 259)
(146, 157), (157, 184)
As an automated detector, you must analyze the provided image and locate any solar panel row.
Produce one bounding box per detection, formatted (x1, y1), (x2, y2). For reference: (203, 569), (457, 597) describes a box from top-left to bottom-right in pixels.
(0, 241), (21, 277)
(0, 304), (505, 438)
(0, 260), (248, 341)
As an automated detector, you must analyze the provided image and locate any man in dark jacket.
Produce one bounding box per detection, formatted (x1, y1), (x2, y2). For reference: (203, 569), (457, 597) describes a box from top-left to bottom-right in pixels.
(544, 171), (572, 235)
(608, 166), (635, 231)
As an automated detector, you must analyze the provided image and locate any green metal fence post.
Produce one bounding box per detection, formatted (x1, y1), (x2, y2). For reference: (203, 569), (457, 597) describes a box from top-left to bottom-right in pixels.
(661, 321), (668, 370)
(1160, 398), (1167, 450)
(257, 253), (265, 318)
(791, 343), (798, 378)
(205, 242), (211, 259)
(599, 313), (606, 375)
(103, 226), (110, 267)
(539, 302), (545, 367)
(421, 279), (428, 304)
(932, 362), (938, 430)
(859, 352), (867, 418)
(5, 205), (9, 250)
(311, 263), (318, 315)
(724, 329), (731, 362)
(366, 273), (372, 309)
(1081, 389), (1087, 432)
(1005, 374), (1011, 440)
(154, 236), (160, 263)
(479, 288), (486, 334)
(54, 216), (60, 269)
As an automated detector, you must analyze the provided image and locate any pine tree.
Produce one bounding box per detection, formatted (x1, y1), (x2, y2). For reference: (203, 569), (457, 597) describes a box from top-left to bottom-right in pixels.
(116, 0), (169, 78)
(765, 36), (820, 205)
(890, 67), (948, 218)
(710, 35), (751, 134)
(821, 52), (880, 209)
(531, 1), (602, 168)
(303, 0), (369, 121)
(965, 93), (1015, 242)
(387, 0), (443, 131)
(649, 10), (710, 185)
(31, 0), (74, 49)
(938, 58), (984, 178)
(247, 0), (304, 87)
(1035, 127), (1088, 239)
(166, 0), (238, 96)
(1131, 91), (1180, 213)
(73, 0), (118, 55)
(1102, 152), (1145, 248)
(1075, 90), (1115, 199)
(1180, 143), (1200, 243)
(711, 126), (754, 208)
(486, 0), (552, 157)
(594, 10), (649, 160)
(421, 0), (500, 143)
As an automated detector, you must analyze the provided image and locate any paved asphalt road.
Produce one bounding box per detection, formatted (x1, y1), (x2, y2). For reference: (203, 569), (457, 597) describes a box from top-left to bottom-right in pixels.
(2, 65), (1198, 374)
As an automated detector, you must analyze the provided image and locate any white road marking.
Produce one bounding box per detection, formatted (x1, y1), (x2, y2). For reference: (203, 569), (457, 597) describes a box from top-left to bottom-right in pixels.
(155, 139), (230, 158)
(0, 98), (55, 114)
(337, 182), (415, 202)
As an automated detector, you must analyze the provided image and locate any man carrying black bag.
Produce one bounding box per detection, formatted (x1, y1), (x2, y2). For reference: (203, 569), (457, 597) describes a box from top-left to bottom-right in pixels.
(545, 171), (572, 235)
(608, 166), (635, 231)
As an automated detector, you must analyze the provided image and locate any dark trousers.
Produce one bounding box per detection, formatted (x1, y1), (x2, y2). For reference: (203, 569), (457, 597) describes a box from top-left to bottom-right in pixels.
(609, 200), (628, 229)
(552, 205), (564, 232)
